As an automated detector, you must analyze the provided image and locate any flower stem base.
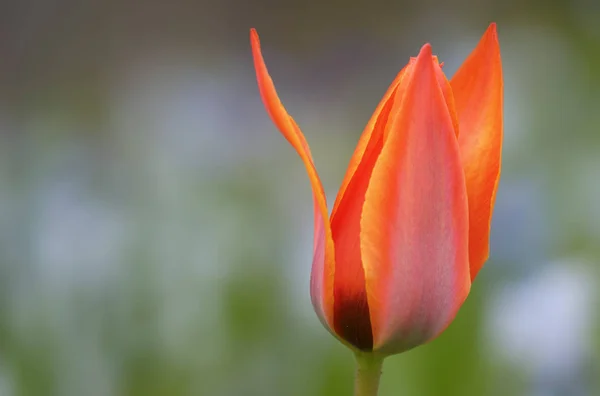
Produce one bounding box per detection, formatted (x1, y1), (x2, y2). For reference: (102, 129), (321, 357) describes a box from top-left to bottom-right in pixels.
(354, 352), (384, 396)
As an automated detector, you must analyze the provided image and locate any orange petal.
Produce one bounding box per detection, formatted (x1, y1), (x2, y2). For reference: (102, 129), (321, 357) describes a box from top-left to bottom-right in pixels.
(360, 44), (471, 354)
(450, 23), (503, 280)
(250, 29), (336, 330)
(329, 77), (402, 351)
(330, 61), (414, 221)
(329, 57), (444, 351)
(331, 56), (455, 220)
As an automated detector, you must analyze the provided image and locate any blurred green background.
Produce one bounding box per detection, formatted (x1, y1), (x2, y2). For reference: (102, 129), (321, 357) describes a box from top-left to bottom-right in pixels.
(0, 0), (599, 395)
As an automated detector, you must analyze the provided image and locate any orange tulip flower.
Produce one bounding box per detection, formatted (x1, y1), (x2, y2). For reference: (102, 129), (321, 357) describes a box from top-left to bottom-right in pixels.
(250, 24), (502, 357)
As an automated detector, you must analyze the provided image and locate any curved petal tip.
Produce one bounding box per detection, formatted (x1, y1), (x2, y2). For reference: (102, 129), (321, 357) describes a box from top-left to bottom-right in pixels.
(418, 43), (433, 58)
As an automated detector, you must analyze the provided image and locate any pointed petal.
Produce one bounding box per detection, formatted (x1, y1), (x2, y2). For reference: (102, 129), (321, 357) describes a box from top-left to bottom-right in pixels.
(330, 62), (414, 221)
(328, 58), (444, 352)
(360, 44), (471, 354)
(450, 23), (503, 280)
(250, 29), (336, 329)
(329, 58), (445, 351)
(331, 56), (457, 225)
(329, 77), (402, 351)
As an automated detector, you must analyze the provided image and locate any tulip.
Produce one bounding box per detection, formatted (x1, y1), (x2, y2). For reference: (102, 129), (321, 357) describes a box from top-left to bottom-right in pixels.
(250, 23), (502, 395)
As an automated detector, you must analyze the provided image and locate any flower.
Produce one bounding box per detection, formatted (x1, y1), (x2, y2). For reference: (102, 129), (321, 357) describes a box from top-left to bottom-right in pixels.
(250, 24), (502, 355)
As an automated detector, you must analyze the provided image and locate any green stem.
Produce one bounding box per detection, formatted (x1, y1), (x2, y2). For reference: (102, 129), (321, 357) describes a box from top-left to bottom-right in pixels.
(354, 352), (384, 396)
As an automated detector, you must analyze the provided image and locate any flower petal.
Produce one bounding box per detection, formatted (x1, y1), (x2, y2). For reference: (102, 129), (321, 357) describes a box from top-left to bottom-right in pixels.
(328, 60), (422, 350)
(330, 62), (415, 220)
(329, 79), (403, 351)
(328, 56), (460, 351)
(450, 23), (503, 280)
(360, 44), (471, 354)
(250, 29), (336, 330)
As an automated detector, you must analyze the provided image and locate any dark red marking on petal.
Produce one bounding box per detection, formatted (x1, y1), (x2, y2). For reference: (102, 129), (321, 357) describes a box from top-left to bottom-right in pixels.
(331, 87), (397, 351)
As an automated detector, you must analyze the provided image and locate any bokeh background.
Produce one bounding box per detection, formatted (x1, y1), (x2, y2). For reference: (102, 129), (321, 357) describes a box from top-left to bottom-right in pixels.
(0, 0), (599, 395)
